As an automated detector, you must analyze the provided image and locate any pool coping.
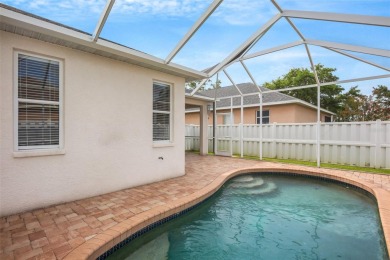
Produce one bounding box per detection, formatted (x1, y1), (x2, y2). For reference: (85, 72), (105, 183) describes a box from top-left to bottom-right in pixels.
(63, 166), (390, 259)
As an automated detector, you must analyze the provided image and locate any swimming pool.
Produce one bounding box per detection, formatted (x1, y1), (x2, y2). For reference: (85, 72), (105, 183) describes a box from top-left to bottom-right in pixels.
(105, 174), (387, 259)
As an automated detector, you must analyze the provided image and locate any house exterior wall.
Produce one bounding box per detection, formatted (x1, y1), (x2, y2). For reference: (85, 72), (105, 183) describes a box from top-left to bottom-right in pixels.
(292, 104), (330, 123)
(185, 112), (201, 125)
(0, 31), (186, 216)
(185, 103), (332, 125)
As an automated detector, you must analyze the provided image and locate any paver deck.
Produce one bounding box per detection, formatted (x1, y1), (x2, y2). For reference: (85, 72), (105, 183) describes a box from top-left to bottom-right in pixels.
(1, 153), (389, 259)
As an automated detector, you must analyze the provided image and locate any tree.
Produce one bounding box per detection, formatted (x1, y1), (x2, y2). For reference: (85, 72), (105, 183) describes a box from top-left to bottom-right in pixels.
(210, 79), (222, 89)
(365, 85), (390, 121)
(336, 86), (367, 122)
(185, 79), (213, 92)
(371, 85), (390, 120)
(263, 64), (344, 114)
(186, 78), (221, 92)
(336, 85), (389, 122)
(185, 80), (204, 91)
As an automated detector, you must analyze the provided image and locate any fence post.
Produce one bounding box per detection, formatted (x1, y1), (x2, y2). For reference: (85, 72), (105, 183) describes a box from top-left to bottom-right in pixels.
(259, 94), (263, 160)
(374, 119), (381, 168)
(240, 95), (244, 158)
(240, 123), (244, 158)
(199, 105), (209, 155)
(272, 122), (276, 158)
(316, 120), (321, 167)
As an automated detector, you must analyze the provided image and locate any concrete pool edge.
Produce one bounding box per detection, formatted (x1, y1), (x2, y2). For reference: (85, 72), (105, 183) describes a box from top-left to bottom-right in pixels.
(64, 167), (390, 259)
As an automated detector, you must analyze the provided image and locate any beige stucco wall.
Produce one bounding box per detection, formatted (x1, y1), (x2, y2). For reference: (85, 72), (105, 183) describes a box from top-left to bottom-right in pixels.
(0, 31), (186, 216)
(185, 103), (332, 125)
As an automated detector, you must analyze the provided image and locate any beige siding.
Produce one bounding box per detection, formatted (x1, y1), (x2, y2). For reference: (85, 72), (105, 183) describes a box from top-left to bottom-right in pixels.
(185, 112), (201, 125)
(293, 104), (331, 123)
(267, 104), (296, 123)
(185, 103), (332, 125)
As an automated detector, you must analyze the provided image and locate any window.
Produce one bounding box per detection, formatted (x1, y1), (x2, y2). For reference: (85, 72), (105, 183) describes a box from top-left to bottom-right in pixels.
(324, 116), (332, 122)
(222, 114), (230, 125)
(256, 110), (270, 124)
(153, 82), (172, 142)
(16, 53), (62, 150)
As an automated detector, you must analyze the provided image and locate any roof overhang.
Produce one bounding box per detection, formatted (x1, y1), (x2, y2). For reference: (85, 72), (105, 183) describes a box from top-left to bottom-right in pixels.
(185, 93), (215, 110)
(0, 4), (208, 82)
(185, 93), (215, 103)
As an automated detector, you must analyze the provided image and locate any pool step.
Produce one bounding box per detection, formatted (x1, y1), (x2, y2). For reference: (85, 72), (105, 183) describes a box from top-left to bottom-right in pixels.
(230, 178), (264, 188)
(232, 176), (254, 183)
(230, 176), (277, 195)
(245, 182), (277, 195)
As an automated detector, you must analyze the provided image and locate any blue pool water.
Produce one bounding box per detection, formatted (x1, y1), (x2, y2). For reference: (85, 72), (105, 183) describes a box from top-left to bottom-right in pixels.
(107, 174), (388, 259)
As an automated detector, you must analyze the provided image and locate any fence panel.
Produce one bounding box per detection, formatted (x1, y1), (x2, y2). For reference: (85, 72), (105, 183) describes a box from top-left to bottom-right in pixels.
(185, 125), (200, 151)
(185, 120), (390, 168)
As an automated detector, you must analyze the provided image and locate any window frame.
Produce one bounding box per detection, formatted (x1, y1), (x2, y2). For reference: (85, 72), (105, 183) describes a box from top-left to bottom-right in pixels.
(324, 115), (332, 122)
(14, 51), (64, 152)
(256, 110), (270, 124)
(152, 81), (173, 143)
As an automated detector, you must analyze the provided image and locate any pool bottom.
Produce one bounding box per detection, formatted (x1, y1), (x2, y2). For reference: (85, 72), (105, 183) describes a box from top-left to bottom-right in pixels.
(99, 172), (388, 260)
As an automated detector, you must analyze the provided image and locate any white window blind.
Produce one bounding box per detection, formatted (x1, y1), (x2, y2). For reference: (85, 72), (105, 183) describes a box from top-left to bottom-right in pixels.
(17, 54), (61, 149)
(153, 82), (171, 141)
(256, 110), (270, 124)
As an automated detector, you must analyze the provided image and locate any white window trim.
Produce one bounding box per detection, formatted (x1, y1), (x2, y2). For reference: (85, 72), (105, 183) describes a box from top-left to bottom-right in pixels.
(13, 51), (64, 156)
(152, 80), (173, 144)
(324, 115), (332, 122)
(256, 110), (270, 124)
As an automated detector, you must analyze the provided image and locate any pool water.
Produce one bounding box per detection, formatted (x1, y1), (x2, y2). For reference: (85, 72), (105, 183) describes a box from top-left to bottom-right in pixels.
(107, 174), (388, 260)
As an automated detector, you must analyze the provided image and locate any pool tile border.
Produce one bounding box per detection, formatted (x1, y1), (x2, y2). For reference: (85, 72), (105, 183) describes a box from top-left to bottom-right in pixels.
(64, 167), (390, 260)
(96, 196), (212, 259)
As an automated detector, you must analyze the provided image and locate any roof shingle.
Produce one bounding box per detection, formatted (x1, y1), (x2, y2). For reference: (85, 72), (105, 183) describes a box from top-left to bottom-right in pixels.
(197, 83), (298, 108)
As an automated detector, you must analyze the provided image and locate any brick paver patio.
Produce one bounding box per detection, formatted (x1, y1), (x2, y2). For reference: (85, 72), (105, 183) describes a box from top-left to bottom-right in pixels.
(1, 153), (389, 259)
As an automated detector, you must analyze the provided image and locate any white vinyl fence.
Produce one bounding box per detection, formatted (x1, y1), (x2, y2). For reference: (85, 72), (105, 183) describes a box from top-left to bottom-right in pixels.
(185, 120), (390, 169)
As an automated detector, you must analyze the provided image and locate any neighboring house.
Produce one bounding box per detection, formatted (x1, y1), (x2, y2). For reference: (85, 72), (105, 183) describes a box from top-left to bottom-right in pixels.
(185, 83), (335, 125)
(0, 4), (207, 216)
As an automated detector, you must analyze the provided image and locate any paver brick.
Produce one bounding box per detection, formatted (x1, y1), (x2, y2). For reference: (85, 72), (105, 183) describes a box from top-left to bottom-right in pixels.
(46, 234), (67, 245)
(31, 237), (49, 249)
(67, 221), (88, 231)
(36, 251), (56, 260)
(26, 221), (41, 230)
(13, 244), (32, 256)
(28, 230), (46, 241)
(97, 214), (114, 222)
(4, 239), (30, 253)
(52, 244), (72, 259)
(0, 251), (14, 260)
(19, 247), (43, 259)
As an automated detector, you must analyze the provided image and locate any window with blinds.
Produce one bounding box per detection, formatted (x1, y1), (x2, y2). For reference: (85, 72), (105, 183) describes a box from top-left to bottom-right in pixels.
(153, 82), (171, 142)
(16, 53), (62, 150)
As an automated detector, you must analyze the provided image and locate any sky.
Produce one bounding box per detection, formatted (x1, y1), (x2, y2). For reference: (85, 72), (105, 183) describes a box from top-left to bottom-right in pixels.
(3, 0), (390, 95)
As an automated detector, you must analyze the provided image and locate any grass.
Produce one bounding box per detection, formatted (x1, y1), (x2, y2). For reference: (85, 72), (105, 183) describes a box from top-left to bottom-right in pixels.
(240, 155), (390, 175)
(187, 151), (390, 175)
